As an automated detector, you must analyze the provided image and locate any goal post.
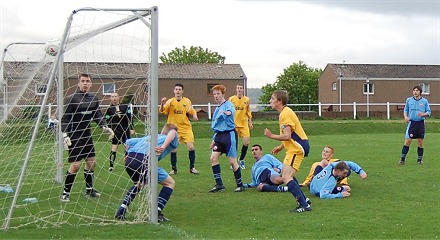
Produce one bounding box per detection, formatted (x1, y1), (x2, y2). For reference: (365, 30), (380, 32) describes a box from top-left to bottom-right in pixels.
(1, 6), (159, 230)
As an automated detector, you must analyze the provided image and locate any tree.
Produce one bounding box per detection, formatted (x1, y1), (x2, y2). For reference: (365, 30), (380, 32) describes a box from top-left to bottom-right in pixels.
(160, 46), (225, 64)
(260, 61), (322, 111)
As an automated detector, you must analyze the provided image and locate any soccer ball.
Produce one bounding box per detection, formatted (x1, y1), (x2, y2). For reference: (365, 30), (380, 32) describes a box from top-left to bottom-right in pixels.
(44, 39), (60, 56)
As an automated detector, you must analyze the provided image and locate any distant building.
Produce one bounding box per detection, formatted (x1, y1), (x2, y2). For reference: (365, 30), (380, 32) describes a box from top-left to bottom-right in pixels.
(319, 63), (440, 112)
(2, 63), (247, 115)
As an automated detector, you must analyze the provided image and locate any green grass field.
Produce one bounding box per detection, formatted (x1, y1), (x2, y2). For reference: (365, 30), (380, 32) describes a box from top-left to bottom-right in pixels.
(1, 119), (440, 239)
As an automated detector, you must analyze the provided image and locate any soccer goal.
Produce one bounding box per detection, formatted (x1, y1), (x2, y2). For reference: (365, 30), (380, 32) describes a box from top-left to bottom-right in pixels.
(0, 7), (159, 230)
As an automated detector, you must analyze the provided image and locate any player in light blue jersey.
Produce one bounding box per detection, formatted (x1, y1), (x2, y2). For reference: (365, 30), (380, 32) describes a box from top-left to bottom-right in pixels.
(310, 161), (367, 199)
(399, 86), (431, 165)
(115, 123), (179, 222)
(208, 85), (245, 193)
(244, 144), (284, 191)
(244, 144), (311, 206)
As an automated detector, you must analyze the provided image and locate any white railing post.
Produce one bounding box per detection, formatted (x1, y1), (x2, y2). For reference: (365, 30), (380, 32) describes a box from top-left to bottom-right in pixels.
(353, 102), (356, 119)
(208, 102), (212, 120)
(386, 102), (390, 120)
(318, 102), (322, 117)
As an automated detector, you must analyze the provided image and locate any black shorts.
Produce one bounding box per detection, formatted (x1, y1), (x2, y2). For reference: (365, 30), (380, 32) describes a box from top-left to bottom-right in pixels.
(112, 131), (130, 145)
(68, 137), (95, 162)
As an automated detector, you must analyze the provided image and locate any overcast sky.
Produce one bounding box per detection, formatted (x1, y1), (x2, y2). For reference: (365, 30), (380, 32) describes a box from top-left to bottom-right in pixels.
(1, 0), (439, 88)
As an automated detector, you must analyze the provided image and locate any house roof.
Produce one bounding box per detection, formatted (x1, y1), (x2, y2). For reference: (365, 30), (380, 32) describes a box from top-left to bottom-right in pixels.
(159, 64), (246, 80)
(325, 64), (440, 79)
(3, 62), (247, 80)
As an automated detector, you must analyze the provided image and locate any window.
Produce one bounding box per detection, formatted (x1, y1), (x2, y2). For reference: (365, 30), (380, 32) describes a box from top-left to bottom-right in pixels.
(332, 82), (337, 91)
(35, 83), (47, 96)
(419, 83), (430, 94)
(207, 83), (219, 95)
(103, 83), (115, 95)
(363, 83), (374, 94)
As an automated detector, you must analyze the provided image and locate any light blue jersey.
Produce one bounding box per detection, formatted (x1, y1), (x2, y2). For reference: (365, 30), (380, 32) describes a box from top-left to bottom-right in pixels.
(404, 96), (431, 121)
(125, 133), (179, 161)
(211, 101), (235, 133)
(310, 161), (365, 199)
(248, 154), (283, 187)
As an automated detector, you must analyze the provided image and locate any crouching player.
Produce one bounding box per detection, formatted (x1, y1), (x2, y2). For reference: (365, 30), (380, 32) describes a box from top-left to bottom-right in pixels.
(310, 161), (367, 199)
(115, 123), (178, 222)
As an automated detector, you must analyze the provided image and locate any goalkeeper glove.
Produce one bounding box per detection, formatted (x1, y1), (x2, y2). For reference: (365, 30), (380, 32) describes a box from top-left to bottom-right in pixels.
(102, 126), (115, 140)
(62, 133), (72, 150)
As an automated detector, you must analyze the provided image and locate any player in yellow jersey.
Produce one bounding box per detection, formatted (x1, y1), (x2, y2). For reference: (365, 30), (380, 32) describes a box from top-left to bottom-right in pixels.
(228, 84), (253, 169)
(300, 146), (348, 187)
(160, 83), (199, 175)
(264, 90), (311, 213)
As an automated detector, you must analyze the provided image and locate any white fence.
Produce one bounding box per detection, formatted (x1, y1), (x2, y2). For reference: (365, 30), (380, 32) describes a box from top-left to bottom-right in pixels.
(3, 102), (440, 122)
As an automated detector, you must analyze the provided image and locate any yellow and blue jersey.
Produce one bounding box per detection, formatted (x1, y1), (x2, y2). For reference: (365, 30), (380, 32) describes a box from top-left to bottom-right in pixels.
(160, 97), (196, 131)
(228, 95), (252, 128)
(279, 107), (309, 156)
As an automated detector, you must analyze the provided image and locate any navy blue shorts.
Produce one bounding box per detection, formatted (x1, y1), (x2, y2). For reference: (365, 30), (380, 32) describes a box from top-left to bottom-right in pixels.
(405, 120), (425, 139)
(332, 186), (344, 194)
(125, 152), (148, 184)
(212, 130), (238, 157)
(259, 168), (277, 185)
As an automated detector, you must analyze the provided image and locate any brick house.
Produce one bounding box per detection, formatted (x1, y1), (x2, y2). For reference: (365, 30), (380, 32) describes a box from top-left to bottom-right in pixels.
(319, 64), (440, 115)
(1, 62), (246, 121)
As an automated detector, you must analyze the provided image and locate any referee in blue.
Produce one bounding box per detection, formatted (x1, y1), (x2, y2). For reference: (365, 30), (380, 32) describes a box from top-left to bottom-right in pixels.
(399, 85), (431, 165)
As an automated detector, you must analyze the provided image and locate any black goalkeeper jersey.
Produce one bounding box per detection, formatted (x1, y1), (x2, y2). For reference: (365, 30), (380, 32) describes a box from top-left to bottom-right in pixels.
(105, 104), (133, 136)
(61, 91), (107, 139)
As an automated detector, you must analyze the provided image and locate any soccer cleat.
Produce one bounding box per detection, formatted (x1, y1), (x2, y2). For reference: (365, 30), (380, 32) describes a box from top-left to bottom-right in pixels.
(417, 160), (423, 164)
(289, 205), (312, 213)
(60, 194), (70, 202)
(158, 213), (171, 223)
(85, 189), (101, 198)
(169, 169), (177, 175)
(109, 167), (114, 172)
(209, 184), (225, 193)
(115, 207), (127, 220)
(189, 168), (200, 174)
(234, 186), (245, 192)
(306, 198), (312, 205)
(398, 160), (405, 165)
(239, 160), (246, 169)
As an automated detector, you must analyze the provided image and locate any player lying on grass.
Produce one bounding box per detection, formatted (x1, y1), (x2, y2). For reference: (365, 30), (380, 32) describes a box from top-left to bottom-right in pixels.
(300, 146), (348, 187)
(243, 144), (285, 192)
(309, 160), (367, 199)
(115, 123), (178, 222)
(243, 144), (311, 205)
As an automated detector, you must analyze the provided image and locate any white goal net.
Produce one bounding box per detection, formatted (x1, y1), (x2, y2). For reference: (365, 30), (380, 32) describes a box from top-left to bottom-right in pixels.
(0, 7), (159, 230)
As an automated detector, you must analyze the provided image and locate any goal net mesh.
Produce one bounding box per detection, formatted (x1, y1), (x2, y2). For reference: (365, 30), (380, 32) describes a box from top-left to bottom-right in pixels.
(0, 7), (158, 229)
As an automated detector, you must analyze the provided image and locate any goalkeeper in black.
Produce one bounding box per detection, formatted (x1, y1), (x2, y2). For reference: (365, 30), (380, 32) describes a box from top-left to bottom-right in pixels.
(60, 73), (114, 202)
(105, 92), (135, 172)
